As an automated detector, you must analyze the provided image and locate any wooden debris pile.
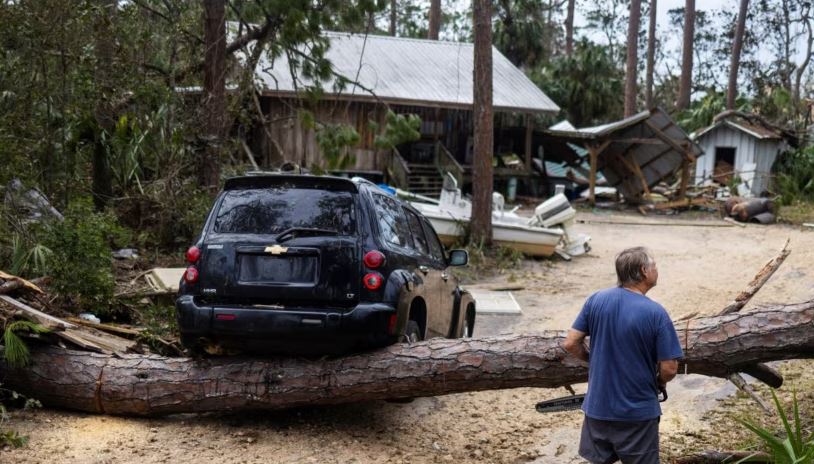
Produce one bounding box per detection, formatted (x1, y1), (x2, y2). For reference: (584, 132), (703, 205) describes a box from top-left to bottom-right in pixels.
(637, 183), (719, 215)
(0, 271), (143, 355)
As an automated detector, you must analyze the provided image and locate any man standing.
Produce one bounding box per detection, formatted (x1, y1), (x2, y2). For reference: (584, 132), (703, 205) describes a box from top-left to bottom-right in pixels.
(563, 247), (683, 464)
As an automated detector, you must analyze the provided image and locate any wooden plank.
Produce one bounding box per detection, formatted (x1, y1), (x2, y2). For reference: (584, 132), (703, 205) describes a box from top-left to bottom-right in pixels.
(678, 159), (691, 198)
(613, 153), (650, 200)
(0, 271), (43, 294)
(587, 139), (612, 205)
(644, 120), (689, 158)
(0, 294), (75, 329)
(0, 295), (138, 354)
(588, 146), (598, 205)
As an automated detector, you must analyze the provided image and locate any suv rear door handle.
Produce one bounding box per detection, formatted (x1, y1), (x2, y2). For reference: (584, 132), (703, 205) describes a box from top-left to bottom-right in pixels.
(418, 265), (429, 274)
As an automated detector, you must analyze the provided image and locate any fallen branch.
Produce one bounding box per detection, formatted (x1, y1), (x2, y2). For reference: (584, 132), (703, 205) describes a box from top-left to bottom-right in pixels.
(1, 301), (813, 416)
(674, 450), (771, 463)
(718, 239), (791, 315)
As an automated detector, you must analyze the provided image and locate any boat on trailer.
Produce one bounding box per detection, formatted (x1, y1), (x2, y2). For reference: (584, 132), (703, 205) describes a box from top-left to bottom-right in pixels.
(403, 175), (591, 258)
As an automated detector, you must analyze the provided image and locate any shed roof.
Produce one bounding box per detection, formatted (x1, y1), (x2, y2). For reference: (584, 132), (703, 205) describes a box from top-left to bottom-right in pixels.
(545, 108), (702, 200)
(693, 119), (784, 140)
(252, 32), (560, 114)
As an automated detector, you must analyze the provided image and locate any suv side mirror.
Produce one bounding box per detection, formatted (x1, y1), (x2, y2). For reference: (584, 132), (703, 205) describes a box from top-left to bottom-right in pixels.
(447, 249), (468, 267)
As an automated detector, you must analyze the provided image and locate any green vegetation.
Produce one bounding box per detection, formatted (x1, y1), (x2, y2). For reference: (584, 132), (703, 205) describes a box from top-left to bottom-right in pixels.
(40, 201), (129, 315)
(1, 321), (49, 369)
(774, 147), (814, 207)
(738, 390), (814, 464)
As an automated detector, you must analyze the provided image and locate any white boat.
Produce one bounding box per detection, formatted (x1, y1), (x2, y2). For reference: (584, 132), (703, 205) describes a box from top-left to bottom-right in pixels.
(403, 175), (591, 258)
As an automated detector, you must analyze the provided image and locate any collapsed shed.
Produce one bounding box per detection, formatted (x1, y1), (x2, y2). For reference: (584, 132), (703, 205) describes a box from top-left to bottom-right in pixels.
(544, 108), (702, 204)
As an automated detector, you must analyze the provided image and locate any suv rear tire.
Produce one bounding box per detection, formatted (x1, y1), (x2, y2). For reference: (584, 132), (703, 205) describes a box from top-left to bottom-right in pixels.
(403, 320), (422, 343)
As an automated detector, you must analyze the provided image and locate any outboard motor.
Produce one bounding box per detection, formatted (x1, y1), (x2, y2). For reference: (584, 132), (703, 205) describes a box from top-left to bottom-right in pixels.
(529, 194), (591, 256)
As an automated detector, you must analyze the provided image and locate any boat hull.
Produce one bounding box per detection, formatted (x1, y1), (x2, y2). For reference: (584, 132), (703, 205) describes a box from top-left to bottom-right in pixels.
(423, 214), (562, 258)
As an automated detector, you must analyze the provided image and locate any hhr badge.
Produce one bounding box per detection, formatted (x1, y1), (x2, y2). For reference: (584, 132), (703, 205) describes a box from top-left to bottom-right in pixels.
(264, 245), (289, 255)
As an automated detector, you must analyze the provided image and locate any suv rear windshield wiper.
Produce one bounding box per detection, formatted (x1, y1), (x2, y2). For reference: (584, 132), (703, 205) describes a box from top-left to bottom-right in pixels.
(275, 227), (340, 243)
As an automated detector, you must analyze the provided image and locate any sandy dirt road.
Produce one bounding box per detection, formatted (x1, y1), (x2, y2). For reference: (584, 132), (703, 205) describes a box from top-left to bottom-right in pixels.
(3, 211), (814, 463)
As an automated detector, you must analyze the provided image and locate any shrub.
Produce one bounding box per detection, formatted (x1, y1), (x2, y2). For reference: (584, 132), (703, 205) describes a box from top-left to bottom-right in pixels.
(773, 147), (814, 206)
(42, 200), (128, 315)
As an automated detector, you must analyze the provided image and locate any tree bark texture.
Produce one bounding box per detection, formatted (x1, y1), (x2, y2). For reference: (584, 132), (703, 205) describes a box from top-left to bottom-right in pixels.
(645, 0), (657, 109)
(676, 0), (695, 111)
(2, 301), (813, 416)
(565, 0), (575, 56)
(199, 0), (226, 189)
(726, 0), (749, 110)
(471, 0), (494, 245)
(428, 0), (441, 40)
(92, 0), (117, 210)
(389, 0), (397, 36)
(624, 0), (642, 117)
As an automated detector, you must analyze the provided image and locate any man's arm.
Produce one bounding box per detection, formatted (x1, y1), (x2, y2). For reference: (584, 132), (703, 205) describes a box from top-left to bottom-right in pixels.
(562, 329), (589, 363)
(658, 359), (678, 384)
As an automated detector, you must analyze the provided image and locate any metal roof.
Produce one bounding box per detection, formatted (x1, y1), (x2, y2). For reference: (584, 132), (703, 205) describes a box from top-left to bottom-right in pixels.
(693, 119), (784, 140)
(545, 108), (702, 200)
(252, 32), (560, 114)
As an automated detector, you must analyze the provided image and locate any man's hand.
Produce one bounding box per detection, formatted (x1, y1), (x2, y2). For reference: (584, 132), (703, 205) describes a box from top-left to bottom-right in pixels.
(562, 329), (589, 363)
(658, 359), (679, 384)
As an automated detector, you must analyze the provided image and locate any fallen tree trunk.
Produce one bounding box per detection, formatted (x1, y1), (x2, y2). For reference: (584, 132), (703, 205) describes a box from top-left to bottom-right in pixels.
(1, 301), (813, 416)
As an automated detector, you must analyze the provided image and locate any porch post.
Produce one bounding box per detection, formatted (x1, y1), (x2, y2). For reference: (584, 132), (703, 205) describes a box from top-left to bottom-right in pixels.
(524, 113), (533, 170)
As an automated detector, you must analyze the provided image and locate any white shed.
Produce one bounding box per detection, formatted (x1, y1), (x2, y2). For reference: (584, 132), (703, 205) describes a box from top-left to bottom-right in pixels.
(692, 119), (788, 196)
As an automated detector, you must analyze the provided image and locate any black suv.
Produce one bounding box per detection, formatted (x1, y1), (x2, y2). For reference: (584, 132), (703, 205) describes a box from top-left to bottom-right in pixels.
(176, 174), (475, 355)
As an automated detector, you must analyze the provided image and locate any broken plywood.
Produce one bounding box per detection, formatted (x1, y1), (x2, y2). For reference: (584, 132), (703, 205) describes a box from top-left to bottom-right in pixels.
(145, 268), (185, 294)
(467, 289), (522, 315)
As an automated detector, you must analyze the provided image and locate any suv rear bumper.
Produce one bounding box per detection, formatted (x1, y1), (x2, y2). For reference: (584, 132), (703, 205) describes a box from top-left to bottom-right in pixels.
(176, 295), (398, 354)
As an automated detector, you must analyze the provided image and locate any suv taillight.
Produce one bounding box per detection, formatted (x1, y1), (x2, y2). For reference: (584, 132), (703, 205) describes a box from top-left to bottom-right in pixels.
(363, 250), (385, 269)
(186, 246), (201, 264)
(363, 272), (383, 290)
(184, 266), (199, 284)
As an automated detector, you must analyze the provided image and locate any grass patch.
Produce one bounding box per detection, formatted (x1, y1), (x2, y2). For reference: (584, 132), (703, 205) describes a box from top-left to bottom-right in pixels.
(778, 202), (814, 225)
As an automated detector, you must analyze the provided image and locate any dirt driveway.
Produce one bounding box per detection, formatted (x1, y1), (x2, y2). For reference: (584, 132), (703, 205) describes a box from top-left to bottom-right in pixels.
(4, 211), (814, 463)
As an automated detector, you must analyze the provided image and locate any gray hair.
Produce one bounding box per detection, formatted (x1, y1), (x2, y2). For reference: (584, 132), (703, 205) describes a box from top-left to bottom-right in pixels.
(615, 247), (655, 287)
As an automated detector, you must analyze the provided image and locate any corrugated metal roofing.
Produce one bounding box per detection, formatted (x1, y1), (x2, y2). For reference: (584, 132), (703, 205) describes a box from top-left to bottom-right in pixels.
(693, 119), (783, 140)
(545, 108), (702, 200)
(252, 32), (560, 114)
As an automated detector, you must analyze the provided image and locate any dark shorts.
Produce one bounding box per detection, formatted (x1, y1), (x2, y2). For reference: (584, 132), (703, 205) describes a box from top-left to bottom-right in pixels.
(579, 416), (660, 464)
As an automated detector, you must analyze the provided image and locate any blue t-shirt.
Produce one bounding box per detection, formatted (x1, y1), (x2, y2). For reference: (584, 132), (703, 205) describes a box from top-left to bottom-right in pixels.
(572, 287), (684, 421)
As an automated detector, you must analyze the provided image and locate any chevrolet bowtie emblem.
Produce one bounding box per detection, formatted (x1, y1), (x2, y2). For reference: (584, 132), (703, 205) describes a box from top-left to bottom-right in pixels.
(264, 245), (289, 255)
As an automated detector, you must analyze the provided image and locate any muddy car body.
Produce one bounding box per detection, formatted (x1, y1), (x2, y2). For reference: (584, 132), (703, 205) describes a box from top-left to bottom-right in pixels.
(176, 174), (475, 354)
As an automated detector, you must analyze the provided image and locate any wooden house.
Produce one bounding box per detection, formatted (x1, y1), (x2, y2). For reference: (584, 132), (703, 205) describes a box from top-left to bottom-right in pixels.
(245, 32), (560, 196)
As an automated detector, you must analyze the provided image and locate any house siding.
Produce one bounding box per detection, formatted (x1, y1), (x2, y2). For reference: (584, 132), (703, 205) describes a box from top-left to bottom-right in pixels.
(693, 125), (785, 195)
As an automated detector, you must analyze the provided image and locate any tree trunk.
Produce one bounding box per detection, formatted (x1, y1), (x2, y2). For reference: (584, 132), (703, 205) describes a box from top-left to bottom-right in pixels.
(428, 0), (441, 40)
(676, 0), (695, 111)
(2, 301), (813, 416)
(624, 0), (642, 117)
(726, 0), (749, 110)
(645, 0), (657, 109)
(471, 0), (494, 245)
(389, 0), (397, 36)
(565, 0), (575, 56)
(199, 0), (226, 189)
(92, 0), (117, 210)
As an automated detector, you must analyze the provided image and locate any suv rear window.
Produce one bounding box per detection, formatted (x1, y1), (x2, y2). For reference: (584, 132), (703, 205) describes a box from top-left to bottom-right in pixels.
(212, 188), (355, 235)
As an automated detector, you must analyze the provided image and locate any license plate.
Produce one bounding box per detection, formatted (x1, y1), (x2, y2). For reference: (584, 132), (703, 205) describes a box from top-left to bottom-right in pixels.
(238, 255), (318, 284)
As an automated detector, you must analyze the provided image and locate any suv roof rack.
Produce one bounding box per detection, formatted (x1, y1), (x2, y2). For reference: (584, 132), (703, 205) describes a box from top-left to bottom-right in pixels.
(224, 174), (358, 192)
